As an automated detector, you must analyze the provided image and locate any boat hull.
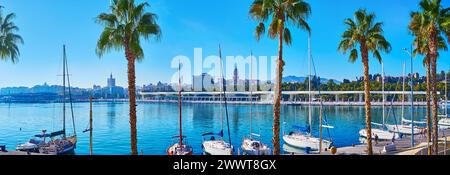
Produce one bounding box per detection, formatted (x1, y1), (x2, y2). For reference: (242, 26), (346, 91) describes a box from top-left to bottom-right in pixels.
(282, 134), (331, 151)
(359, 129), (399, 141)
(241, 139), (271, 155)
(439, 118), (450, 130)
(16, 142), (40, 153)
(385, 124), (421, 135)
(167, 143), (193, 155)
(202, 140), (233, 155)
(39, 136), (77, 155)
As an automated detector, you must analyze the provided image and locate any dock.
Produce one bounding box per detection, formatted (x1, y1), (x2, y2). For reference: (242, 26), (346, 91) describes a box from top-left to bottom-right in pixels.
(0, 145), (45, 155)
(0, 150), (45, 155)
(335, 129), (450, 155)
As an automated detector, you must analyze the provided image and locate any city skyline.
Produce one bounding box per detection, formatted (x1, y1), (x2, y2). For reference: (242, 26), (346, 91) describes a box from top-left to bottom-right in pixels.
(0, 0), (450, 89)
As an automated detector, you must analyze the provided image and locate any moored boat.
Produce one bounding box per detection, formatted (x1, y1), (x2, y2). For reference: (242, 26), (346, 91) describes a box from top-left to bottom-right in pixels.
(283, 34), (333, 152)
(240, 52), (271, 155)
(201, 45), (233, 155)
(283, 131), (332, 151)
(167, 61), (193, 155)
(359, 128), (400, 141)
(16, 45), (77, 155)
(202, 132), (233, 155)
(167, 136), (193, 155)
(241, 134), (271, 155)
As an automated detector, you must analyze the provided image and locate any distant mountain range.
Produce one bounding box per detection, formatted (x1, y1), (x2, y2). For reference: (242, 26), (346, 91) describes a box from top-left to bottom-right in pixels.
(282, 76), (341, 84)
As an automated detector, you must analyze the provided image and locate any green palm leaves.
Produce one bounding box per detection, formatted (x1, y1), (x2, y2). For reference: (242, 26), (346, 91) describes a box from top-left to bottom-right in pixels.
(0, 6), (23, 63)
(338, 9), (391, 63)
(96, 0), (161, 60)
(249, 0), (311, 45)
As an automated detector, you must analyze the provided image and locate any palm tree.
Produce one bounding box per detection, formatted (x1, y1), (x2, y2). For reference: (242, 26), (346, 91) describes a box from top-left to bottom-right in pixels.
(338, 9), (391, 155)
(412, 0), (450, 154)
(0, 6), (23, 62)
(249, 0), (311, 155)
(95, 0), (161, 155)
(409, 11), (447, 154)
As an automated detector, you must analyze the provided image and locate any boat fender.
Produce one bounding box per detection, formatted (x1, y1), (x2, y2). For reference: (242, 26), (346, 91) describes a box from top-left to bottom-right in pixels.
(330, 147), (337, 155)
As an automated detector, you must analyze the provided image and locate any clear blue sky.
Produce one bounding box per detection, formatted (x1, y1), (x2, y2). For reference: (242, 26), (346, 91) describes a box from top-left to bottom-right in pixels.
(0, 0), (449, 88)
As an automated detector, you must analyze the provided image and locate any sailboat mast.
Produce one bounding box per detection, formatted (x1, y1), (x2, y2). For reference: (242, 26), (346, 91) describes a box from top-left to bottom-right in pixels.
(402, 62), (406, 120)
(178, 61), (183, 147)
(62, 45), (66, 137)
(382, 61), (385, 126)
(409, 46), (415, 147)
(249, 51), (253, 137)
(445, 73), (447, 117)
(219, 46), (224, 134)
(219, 45), (232, 145)
(65, 47), (76, 137)
(308, 32), (312, 133)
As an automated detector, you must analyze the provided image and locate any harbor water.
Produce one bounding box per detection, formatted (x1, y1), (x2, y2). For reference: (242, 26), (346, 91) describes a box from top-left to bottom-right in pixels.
(0, 102), (438, 155)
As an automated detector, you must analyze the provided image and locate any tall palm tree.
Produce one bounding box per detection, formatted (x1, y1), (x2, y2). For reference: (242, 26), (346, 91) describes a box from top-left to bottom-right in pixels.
(95, 0), (161, 155)
(409, 11), (447, 154)
(338, 9), (391, 155)
(413, 0), (450, 154)
(0, 6), (23, 62)
(249, 0), (311, 155)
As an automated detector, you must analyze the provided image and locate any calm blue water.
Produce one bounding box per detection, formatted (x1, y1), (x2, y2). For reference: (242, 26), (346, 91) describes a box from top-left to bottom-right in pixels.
(0, 102), (438, 155)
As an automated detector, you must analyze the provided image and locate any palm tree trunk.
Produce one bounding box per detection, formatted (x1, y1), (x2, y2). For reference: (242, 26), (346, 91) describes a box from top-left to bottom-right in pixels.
(272, 20), (285, 155)
(360, 41), (373, 155)
(125, 41), (138, 155)
(429, 29), (439, 155)
(431, 56), (439, 155)
(426, 56), (432, 155)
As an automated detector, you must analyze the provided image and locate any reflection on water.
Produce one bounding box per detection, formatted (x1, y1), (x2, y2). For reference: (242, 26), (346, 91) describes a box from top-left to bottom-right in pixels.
(0, 102), (437, 155)
(107, 102), (117, 129)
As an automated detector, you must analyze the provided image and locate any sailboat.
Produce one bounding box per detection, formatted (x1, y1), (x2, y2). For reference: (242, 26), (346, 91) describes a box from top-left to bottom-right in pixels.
(282, 33), (332, 151)
(167, 62), (193, 155)
(439, 73), (450, 129)
(38, 45), (77, 155)
(201, 45), (233, 155)
(241, 52), (271, 155)
(385, 62), (421, 135)
(359, 61), (400, 141)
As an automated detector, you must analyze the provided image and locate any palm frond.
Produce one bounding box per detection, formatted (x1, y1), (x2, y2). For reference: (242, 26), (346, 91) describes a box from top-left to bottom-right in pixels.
(338, 9), (391, 64)
(283, 28), (292, 45)
(0, 10), (23, 63)
(96, 0), (161, 60)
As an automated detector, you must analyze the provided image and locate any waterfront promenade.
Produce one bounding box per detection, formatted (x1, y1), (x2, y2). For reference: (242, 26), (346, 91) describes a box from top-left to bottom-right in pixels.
(138, 90), (433, 106)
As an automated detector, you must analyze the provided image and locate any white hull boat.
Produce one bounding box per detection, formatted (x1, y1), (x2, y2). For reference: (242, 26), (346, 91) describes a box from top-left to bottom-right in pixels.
(359, 128), (399, 141)
(167, 143), (193, 155)
(438, 114), (449, 119)
(439, 101), (450, 108)
(439, 118), (450, 130)
(241, 138), (271, 155)
(283, 133), (332, 151)
(385, 124), (421, 135)
(202, 140), (233, 155)
(16, 142), (40, 152)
